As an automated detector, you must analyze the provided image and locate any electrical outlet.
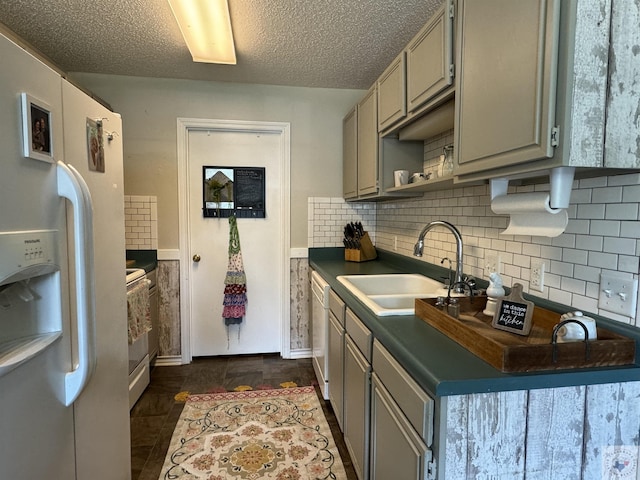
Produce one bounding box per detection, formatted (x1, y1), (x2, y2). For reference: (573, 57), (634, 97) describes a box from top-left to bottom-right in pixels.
(485, 254), (501, 275)
(531, 259), (545, 292)
(598, 273), (638, 317)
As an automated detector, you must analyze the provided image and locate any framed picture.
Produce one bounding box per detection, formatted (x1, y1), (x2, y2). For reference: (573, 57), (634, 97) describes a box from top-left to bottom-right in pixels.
(20, 93), (54, 163)
(86, 118), (105, 172)
(202, 166), (266, 218)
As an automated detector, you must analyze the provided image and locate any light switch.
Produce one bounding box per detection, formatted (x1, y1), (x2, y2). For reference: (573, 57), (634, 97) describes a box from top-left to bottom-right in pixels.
(598, 273), (638, 317)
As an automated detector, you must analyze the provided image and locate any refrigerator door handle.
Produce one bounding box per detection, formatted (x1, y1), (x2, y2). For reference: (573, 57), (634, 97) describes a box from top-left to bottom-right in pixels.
(57, 161), (97, 406)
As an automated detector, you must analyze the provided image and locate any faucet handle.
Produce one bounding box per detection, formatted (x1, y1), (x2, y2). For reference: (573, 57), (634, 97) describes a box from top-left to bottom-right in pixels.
(463, 275), (477, 290)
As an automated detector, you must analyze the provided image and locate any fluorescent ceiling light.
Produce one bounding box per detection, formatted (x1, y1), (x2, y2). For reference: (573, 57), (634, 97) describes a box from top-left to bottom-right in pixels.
(168, 0), (236, 65)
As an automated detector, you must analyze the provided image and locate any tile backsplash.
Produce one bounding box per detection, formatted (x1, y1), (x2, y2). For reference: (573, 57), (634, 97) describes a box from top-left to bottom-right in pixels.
(308, 197), (377, 247)
(308, 171), (640, 327)
(124, 195), (158, 250)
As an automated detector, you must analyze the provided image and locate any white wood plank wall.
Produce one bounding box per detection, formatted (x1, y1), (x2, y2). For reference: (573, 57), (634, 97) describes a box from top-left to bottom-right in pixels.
(441, 381), (640, 479)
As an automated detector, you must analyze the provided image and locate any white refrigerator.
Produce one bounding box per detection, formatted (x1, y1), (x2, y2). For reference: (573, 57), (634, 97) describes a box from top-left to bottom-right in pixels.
(0, 32), (131, 479)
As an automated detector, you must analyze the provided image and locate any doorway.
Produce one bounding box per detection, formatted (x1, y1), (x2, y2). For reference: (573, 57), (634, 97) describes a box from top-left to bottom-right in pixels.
(177, 119), (291, 361)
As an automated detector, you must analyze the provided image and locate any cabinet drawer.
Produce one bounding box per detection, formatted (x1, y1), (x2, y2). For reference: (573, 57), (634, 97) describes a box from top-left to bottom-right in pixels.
(345, 308), (372, 362)
(373, 340), (434, 445)
(329, 289), (346, 325)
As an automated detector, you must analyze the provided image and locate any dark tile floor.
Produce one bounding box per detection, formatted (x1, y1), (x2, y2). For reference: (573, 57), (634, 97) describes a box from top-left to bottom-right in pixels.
(130, 354), (358, 480)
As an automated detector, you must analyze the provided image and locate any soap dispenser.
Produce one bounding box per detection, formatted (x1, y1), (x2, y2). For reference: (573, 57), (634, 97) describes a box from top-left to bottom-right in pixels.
(483, 271), (505, 316)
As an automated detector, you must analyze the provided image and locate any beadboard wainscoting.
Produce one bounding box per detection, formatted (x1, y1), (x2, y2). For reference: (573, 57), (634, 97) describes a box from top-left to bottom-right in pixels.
(308, 172), (640, 327)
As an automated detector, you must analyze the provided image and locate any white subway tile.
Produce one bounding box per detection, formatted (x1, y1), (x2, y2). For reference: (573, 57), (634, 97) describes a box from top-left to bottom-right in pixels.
(592, 186), (622, 203)
(603, 237), (636, 255)
(590, 220), (620, 236)
(560, 277), (586, 295)
(620, 221), (640, 238)
(588, 251), (618, 269)
(609, 173), (640, 186)
(576, 203), (605, 220)
(574, 265), (601, 283)
(605, 203), (638, 220)
(622, 185), (640, 202)
(562, 248), (588, 265)
(575, 234), (603, 251)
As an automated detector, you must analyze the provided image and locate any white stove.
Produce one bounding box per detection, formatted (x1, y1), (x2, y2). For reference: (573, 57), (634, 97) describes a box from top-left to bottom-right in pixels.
(126, 267), (150, 409)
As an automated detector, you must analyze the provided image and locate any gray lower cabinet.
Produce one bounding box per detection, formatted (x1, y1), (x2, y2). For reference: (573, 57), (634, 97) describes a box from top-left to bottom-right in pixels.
(371, 340), (436, 480)
(327, 310), (344, 430)
(343, 308), (372, 480)
(370, 374), (432, 480)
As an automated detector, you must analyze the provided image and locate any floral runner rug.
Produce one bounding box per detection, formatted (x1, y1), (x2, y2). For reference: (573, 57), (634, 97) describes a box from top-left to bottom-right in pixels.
(159, 386), (347, 480)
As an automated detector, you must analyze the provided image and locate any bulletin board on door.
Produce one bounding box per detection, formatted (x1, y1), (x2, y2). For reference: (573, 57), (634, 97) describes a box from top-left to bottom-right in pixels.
(202, 166), (266, 218)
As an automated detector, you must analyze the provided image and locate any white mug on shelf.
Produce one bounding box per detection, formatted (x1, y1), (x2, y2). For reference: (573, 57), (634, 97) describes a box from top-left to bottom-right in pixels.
(394, 170), (409, 187)
(410, 172), (428, 183)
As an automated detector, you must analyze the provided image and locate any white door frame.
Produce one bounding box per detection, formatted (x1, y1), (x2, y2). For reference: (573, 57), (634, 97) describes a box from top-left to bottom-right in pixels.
(177, 118), (291, 363)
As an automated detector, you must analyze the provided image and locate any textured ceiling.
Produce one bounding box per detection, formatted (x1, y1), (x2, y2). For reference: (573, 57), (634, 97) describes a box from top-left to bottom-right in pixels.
(0, 0), (444, 90)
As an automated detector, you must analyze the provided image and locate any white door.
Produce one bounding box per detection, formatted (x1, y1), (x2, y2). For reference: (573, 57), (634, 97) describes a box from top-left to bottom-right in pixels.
(186, 124), (288, 356)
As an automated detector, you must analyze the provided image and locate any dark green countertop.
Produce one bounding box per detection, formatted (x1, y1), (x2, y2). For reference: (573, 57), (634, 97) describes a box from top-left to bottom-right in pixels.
(126, 249), (158, 273)
(309, 248), (640, 398)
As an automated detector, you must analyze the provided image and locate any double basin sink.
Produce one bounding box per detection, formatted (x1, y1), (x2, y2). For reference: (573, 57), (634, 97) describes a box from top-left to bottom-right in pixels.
(337, 273), (450, 316)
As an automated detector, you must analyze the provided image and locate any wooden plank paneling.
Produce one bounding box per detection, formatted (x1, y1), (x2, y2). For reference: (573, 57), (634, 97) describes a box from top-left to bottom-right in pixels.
(605, 0), (640, 168)
(524, 386), (586, 479)
(290, 259), (310, 350)
(157, 260), (181, 356)
(566, 0), (610, 168)
(443, 395), (469, 479)
(466, 391), (528, 478)
(583, 381), (640, 479)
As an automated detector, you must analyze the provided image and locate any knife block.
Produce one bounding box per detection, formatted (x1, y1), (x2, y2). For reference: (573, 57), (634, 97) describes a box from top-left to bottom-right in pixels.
(345, 232), (377, 262)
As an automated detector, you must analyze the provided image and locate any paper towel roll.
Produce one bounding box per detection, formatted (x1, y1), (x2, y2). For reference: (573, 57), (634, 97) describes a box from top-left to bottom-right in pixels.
(491, 192), (568, 236)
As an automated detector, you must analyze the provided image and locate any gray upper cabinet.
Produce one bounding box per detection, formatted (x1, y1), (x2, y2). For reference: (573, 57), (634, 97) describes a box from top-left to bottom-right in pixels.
(454, 0), (560, 177)
(406, 1), (455, 114)
(454, 0), (639, 181)
(343, 107), (357, 199)
(377, 52), (406, 132)
(357, 86), (379, 197)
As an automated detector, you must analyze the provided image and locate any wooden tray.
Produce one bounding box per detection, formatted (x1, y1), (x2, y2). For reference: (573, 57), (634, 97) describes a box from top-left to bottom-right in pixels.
(415, 296), (636, 372)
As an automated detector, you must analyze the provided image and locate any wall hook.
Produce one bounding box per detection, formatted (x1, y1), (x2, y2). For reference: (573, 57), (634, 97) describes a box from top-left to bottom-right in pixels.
(106, 131), (119, 142)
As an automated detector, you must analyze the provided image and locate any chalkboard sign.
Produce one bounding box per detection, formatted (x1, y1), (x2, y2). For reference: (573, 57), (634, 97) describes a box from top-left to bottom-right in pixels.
(202, 166), (266, 218)
(235, 168), (265, 211)
(492, 283), (534, 335)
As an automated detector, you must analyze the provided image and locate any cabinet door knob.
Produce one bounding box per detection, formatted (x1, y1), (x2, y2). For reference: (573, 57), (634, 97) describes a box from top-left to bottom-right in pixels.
(192, 254), (201, 263)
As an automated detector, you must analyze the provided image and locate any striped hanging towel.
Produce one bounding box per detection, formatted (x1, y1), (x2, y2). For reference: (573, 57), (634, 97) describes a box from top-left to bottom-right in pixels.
(222, 215), (247, 325)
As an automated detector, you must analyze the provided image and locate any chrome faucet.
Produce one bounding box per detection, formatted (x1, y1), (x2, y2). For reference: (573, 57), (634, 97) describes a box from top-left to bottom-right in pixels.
(414, 220), (464, 288)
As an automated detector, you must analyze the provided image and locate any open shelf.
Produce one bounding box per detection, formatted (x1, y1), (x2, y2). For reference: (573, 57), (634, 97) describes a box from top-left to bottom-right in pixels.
(385, 175), (455, 194)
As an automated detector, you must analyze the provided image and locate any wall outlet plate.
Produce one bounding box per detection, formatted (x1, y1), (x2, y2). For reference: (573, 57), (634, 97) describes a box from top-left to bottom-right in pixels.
(531, 259), (545, 292)
(598, 273), (638, 317)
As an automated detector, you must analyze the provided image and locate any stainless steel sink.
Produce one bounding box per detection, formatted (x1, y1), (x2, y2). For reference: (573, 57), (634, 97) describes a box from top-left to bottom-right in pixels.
(336, 273), (448, 316)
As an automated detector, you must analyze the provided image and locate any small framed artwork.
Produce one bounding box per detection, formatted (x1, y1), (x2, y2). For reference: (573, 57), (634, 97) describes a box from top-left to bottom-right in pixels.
(202, 166), (266, 218)
(20, 92), (54, 163)
(86, 118), (105, 172)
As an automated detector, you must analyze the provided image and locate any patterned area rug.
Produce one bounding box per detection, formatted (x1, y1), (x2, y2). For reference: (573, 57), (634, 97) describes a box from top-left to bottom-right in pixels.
(160, 386), (347, 480)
